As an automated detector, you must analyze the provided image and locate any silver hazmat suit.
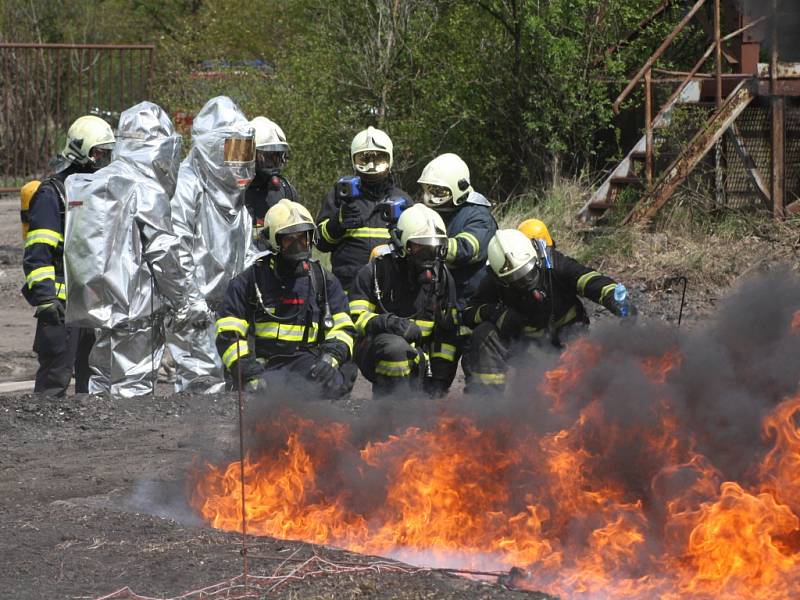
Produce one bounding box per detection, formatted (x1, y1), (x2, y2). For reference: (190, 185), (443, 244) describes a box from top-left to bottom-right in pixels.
(165, 95), (256, 392)
(64, 101), (186, 397)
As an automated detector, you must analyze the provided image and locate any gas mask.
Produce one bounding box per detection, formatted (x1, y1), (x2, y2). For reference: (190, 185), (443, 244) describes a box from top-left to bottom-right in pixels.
(406, 238), (447, 275)
(255, 149), (287, 179)
(275, 229), (313, 277)
(353, 150), (390, 185)
(89, 143), (114, 171)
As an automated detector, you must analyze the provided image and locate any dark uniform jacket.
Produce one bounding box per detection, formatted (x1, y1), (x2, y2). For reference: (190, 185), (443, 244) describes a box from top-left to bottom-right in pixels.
(315, 177), (408, 290)
(349, 252), (462, 365)
(463, 249), (618, 340)
(245, 173), (298, 230)
(441, 193), (497, 306)
(215, 255), (356, 377)
(21, 167), (82, 306)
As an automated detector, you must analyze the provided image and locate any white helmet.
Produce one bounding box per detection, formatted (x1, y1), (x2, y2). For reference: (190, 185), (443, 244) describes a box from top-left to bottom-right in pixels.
(264, 199), (316, 263)
(351, 126), (393, 182)
(488, 229), (542, 288)
(250, 116), (289, 152)
(62, 115), (116, 169)
(394, 204), (448, 269)
(418, 153), (473, 210)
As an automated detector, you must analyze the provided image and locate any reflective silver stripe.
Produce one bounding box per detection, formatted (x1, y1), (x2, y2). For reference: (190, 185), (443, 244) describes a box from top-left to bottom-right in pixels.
(222, 340), (249, 368)
(215, 316), (249, 337)
(577, 271), (600, 296)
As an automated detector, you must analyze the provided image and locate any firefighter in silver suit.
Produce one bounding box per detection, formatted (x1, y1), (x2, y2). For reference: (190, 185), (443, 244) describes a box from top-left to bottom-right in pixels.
(165, 95), (256, 392)
(64, 101), (187, 397)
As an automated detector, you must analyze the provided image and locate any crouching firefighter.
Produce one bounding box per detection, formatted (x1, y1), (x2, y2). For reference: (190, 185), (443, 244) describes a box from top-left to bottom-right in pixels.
(462, 228), (637, 395)
(349, 204), (464, 398)
(215, 199), (357, 398)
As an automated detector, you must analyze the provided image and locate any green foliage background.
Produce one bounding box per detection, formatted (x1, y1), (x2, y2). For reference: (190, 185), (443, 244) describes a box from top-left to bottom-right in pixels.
(1, 0), (706, 213)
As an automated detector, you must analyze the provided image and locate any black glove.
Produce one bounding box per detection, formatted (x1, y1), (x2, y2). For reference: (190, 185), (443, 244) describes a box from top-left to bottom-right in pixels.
(496, 307), (526, 338)
(232, 357), (265, 391)
(367, 313), (421, 344)
(327, 202), (363, 238)
(35, 300), (65, 326)
(309, 353), (339, 388)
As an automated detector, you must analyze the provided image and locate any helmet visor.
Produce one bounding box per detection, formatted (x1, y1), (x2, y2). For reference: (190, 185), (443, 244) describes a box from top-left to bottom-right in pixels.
(353, 150), (390, 174)
(256, 150), (287, 173)
(407, 238), (447, 268)
(90, 143), (115, 170)
(223, 136), (255, 164)
(277, 230), (313, 262)
(421, 183), (453, 208)
(498, 257), (540, 289)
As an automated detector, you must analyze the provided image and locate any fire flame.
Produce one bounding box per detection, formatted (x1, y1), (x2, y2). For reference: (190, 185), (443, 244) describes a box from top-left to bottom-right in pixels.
(190, 335), (800, 598)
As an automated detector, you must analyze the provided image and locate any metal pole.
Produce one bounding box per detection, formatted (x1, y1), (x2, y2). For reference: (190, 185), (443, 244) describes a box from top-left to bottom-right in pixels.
(713, 0), (724, 208)
(714, 0), (722, 108)
(235, 338), (248, 591)
(771, 3), (785, 219)
(645, 68), (654, 189)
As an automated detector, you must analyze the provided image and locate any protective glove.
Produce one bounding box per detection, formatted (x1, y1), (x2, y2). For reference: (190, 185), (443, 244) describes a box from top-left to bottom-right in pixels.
(366, 313), (422, 344)
(35, 300), (65, 326)
(327, 202), (363, 238)
(489, 305), (526, 339)
(308, 353), (339, 388)
(604, 298), (639, 320)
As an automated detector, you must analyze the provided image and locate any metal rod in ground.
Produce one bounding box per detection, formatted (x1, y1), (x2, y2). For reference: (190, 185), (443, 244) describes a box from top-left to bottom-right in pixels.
(676, 276), (688, 327)
(235, 337), (249, 589)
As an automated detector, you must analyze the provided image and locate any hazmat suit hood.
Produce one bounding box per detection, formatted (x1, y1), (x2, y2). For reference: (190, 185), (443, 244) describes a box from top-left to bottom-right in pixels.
(113, 101), (183, 197)
(189, 96), (255, 209)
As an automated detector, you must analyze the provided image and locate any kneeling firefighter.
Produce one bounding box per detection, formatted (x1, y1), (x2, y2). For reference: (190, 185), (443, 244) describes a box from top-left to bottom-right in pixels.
(349, 203), (464, 398)
(64, 102), (188, 397)
(462, 228), (637, 395)
(215, 199), (357, 398)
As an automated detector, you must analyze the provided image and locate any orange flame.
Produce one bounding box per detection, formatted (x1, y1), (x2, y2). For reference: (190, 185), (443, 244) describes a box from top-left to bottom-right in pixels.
(190, 347), (800, 599)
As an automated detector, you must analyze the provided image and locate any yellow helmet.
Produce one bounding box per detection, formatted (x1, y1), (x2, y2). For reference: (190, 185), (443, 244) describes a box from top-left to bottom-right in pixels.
(263, 199), (316, 260)
(62, 115), (116, 168)
(518, 218), (553, 247)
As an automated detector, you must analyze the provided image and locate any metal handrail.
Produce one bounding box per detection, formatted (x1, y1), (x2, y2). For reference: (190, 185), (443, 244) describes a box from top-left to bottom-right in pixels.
(613, 0), (708, 114)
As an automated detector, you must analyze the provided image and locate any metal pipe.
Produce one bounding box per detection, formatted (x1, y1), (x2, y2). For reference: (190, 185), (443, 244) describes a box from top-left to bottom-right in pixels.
(771, 2), (785, 219)
(645, 68), (654, 189)
(714, 0), (722, 108)
(235, 338), (249, 592)
(613, 0), (707, 113)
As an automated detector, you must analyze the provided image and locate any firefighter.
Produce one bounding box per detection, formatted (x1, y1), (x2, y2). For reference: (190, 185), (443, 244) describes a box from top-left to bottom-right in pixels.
(64, 102), (187, 397)
(245, 116), (297, 245)
(316, 126), (409, 292)
(418, 153), (497, 306)
(22, 115), (115, 396)
(215, 199), (357, 398)
(462, 228), (637, 395)
(349, 204), (463, 398)
(166, 96), (256, 392)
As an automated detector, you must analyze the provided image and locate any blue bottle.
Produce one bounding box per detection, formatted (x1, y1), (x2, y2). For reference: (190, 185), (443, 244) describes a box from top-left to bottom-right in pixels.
(614, 283), (629, 317)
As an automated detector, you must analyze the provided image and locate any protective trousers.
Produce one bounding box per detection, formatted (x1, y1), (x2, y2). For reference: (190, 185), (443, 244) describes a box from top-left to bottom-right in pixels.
(88, 319), (165, 398)
(354, 333), (459, 398)
(33, 321), (94, 396)
(165, 319), (224, 393)
(462, 321), (512, 396)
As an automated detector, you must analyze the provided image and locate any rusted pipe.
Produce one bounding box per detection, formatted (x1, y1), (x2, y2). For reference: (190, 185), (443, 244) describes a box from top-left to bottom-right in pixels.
(613, 0), (707, 113)
(714, 0), (722, 107)
(645, 68), (654, 189)
(770, 2), (785, 219)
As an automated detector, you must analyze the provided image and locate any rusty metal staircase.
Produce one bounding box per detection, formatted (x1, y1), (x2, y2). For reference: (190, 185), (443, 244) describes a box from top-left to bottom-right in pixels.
(577, 0), (769, 224)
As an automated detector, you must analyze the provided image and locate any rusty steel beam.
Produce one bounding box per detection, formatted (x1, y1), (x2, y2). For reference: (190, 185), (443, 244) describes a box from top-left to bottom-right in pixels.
(727, 123), (771, 207)
(614, 0), (708, 114)
(623, 79), (755, 225)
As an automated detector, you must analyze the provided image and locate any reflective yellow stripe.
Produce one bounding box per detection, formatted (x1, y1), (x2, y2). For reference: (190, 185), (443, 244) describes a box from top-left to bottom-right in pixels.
(412, 319), (434, 338)
(455, 231), (480, 259)
(355, 311), (377, 334)
(432, 343), (457, 361)
(54, 282), (67, 301)
(473, 372), (506, 384)
(25, 228), (63, 248)
(221, 340), (250, 368)
(600, 283), (617, 303)
(446, 237), (457, 262)
(343, 227), (390, 240)
(320, 219), (341, 244)
(326, 330), (354, 355)
(254, 321), (318, 342)
(522, 326), (546, 338)
(376, 359), (413, 377)
(215, 316), (249, 337)
(331, 312), (351, 327)
(577, 271), (600, 296)
(350, 299), (377, 315)
(26, 266), (55, 288)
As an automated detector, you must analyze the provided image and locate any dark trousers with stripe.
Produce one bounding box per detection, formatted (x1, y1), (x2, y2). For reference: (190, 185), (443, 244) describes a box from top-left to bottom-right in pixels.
(33, 320), (94, 396)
